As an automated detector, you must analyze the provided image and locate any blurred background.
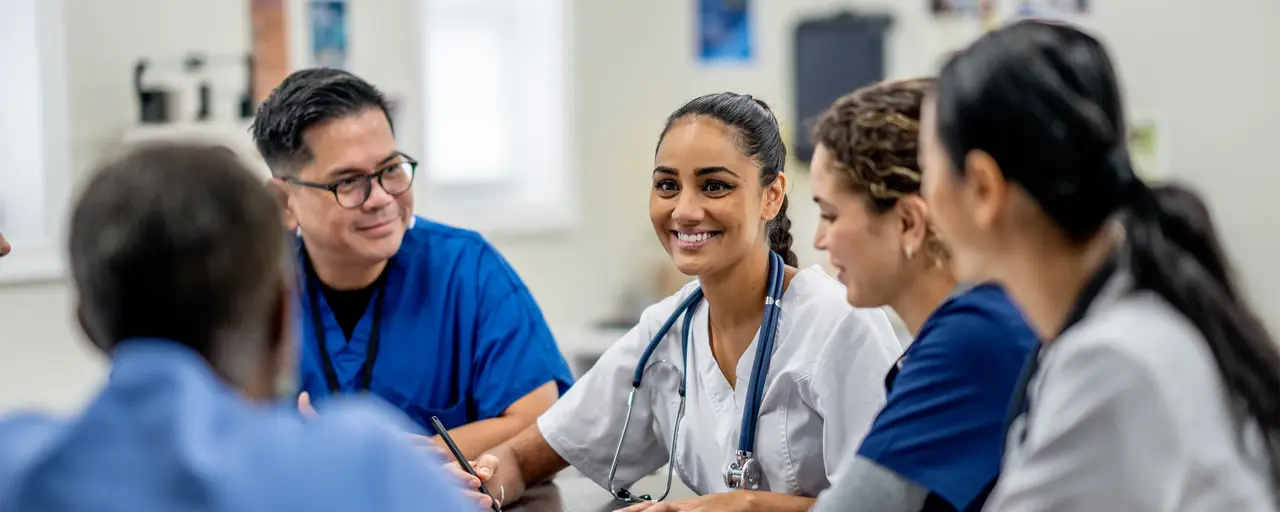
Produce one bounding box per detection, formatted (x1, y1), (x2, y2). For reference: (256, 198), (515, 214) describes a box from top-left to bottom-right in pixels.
(1, 0), (1277, 414)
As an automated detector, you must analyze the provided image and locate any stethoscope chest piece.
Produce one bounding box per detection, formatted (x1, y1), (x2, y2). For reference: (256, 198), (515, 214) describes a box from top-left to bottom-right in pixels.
(724, 450), (763, 490)
(607, 251), (785, 502)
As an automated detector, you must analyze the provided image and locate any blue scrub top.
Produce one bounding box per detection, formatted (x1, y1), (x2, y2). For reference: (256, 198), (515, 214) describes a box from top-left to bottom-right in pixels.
(856, 284), (1038, 511)
(0, 339), (469, 511)
(297, 217), (574, 433)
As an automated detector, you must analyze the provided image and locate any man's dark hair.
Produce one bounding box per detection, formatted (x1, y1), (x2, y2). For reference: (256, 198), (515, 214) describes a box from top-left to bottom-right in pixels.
(70, 142), (288, 358)
(250, 68), (392, 177)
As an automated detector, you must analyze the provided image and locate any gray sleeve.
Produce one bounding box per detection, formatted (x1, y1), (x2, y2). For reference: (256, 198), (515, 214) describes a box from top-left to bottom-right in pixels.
(812, 455), (928, 512)
(983, 345), (1175, 511)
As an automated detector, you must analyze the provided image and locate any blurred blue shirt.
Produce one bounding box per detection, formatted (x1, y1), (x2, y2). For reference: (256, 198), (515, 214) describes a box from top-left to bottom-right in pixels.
(0, 339), (469, 512)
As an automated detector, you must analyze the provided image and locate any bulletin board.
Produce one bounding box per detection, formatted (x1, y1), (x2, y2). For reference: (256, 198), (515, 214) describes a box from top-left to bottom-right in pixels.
(0, 0), (71, 284)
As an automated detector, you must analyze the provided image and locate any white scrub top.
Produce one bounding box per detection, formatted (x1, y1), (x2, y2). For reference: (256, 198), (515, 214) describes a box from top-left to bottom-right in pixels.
(987, 268), (1276, 511)
(538, 266), (902, 497)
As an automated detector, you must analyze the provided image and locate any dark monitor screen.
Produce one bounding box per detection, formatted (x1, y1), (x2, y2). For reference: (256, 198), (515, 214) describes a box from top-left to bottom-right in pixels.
(792, 13), (892, 164)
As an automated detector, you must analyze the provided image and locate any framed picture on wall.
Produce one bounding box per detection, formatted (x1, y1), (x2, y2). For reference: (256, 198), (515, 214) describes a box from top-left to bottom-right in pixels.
(930, 0), (996, 15)
(309, 0), (348, 69)
(697, 0), (753, 65)
(1017, 0), (1090, 15)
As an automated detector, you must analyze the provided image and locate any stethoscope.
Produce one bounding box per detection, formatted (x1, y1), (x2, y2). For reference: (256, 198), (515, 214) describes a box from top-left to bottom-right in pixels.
(606, 251), (786, 503)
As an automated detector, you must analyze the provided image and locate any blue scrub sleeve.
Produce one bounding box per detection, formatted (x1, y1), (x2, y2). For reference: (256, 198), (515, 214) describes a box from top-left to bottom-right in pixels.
(471, 248), (574, 420)
(856, 310), (1026, 510)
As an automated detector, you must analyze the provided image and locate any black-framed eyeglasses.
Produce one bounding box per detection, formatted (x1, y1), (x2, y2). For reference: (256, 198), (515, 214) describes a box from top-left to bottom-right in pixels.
(281, 156), (418, 209)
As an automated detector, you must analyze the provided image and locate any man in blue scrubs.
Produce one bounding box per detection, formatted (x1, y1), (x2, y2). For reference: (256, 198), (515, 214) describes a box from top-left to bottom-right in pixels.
(253, 68), (574, 459)
(0, 143), (468, 511)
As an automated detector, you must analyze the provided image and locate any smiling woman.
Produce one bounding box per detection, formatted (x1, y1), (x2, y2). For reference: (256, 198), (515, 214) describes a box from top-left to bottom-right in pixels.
(807, 79), (1037, 512)
(453, 92), (901, 512)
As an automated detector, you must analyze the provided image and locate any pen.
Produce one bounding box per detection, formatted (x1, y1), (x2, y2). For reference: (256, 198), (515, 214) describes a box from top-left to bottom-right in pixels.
(430, 416), (501, 512)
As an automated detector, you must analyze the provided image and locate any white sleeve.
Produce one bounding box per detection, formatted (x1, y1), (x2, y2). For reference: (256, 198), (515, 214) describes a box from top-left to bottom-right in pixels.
(983, 344), (1177, 511)
(536, 305), (674, 490)
(810, 308), (902, 484)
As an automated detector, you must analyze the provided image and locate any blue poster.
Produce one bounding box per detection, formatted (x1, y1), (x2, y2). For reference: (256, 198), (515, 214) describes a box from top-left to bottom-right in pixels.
(310, 1), (348, 69)
(698, 0), (753, 65)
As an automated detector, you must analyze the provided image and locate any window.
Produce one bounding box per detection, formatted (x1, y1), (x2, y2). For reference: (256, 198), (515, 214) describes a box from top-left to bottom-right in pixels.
(0, 0), (69, 283)
(419, 0), (576, 233)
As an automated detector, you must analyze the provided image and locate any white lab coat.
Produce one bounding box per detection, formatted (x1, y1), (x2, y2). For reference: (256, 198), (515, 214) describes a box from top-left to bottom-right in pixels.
(538, 266), (902, 497)
(986, 269), (1276, 511)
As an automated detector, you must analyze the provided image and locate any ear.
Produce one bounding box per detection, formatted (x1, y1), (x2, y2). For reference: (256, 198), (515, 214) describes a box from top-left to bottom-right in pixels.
(76, 302), (111, 354)
(962, 149), (1008, 231)
(896, 195), (929, 254)
(761, 173), (788, 221)
(266, 178), (298, 231)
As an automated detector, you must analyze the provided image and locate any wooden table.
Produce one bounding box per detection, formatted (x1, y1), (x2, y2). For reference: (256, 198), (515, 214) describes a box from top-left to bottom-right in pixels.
(506, 473), (696, 512)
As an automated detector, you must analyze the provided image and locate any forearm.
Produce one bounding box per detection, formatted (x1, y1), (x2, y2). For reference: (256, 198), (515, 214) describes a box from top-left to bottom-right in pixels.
(742, 491), (815, 511)
(486, 423), (570, 505)
(440, 415), (536, 461)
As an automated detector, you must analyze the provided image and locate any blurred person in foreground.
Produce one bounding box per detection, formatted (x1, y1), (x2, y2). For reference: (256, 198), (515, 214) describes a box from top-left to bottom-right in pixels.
(0, 143), (468, 511)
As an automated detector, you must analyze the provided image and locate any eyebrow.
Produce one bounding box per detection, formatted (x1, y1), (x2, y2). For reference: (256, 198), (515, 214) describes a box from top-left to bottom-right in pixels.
(651, 166), (741, 178)
(324, 151), (403, 180)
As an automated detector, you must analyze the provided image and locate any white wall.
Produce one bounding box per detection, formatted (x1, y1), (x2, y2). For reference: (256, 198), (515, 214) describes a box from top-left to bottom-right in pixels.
(2, 0), (1277, 412)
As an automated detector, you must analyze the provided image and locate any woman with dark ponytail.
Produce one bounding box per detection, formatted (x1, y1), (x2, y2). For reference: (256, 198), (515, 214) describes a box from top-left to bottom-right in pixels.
(445, 93), (903, 510)
(920, 20), (1280, 510)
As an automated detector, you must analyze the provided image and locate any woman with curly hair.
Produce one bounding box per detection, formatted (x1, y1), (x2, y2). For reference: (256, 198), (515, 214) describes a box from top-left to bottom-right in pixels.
(810, 78), (1038, 512)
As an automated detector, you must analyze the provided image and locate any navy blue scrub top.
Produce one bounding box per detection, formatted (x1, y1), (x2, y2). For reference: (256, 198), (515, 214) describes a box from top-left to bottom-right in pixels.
(856, 284), (1038, 511)
(296, 217), (575, 433)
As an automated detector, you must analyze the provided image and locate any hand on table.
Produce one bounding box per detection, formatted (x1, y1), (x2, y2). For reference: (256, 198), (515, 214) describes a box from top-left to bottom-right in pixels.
(443, 453), (502, 510)
(615, 491), (758, 512)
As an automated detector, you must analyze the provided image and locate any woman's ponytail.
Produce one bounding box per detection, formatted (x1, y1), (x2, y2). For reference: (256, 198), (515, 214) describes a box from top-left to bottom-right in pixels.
(768, 196), (798, 267)
(1124, 181), (1280, 487)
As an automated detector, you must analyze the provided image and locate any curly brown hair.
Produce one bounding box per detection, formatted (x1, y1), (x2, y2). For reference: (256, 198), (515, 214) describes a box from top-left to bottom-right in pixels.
(811, 77), (947, 262)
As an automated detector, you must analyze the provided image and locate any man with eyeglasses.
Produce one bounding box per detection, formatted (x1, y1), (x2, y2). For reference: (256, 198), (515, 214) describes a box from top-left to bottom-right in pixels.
(253, 68), (572, 461)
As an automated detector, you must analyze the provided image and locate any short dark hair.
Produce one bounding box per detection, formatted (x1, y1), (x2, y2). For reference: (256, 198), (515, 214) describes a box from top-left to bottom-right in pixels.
(657, 92), (797, 267)
(251, 68), (392, 177)
(69, 142), (287, 356)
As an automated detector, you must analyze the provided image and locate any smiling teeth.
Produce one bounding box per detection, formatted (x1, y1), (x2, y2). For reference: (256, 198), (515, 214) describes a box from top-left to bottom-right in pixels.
(677, 232), (714, 243)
